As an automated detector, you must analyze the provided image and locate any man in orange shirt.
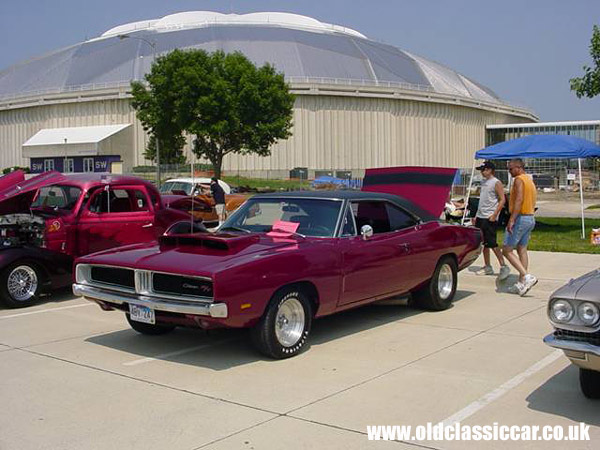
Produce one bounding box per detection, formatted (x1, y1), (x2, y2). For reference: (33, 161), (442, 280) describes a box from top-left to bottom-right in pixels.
(502, 159), (537, 296)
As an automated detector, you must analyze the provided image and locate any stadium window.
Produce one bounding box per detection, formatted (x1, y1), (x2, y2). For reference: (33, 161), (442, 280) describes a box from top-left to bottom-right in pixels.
(64, 159), (74, 173)
(83, 158), (94, 173)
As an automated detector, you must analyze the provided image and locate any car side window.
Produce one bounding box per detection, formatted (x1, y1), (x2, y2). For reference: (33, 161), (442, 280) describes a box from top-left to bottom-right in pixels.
(353, 201), (391, 234)
(87, 188), (149, 214)
(386, 203), (417, 231)
(341, 205), (357, 236)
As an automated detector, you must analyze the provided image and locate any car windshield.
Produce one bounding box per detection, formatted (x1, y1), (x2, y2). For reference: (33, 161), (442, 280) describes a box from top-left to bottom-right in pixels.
(222, 198), (342, 237)
(31, 185), (82, 212)
(159, 181), (193, 196)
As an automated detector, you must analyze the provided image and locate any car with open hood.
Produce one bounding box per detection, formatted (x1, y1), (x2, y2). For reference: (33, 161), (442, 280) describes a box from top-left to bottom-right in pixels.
(544, 270), (600, 399)
(0, 171), (194, 308)
(160, 178), (247, 226)
(73, 167), (482, 358)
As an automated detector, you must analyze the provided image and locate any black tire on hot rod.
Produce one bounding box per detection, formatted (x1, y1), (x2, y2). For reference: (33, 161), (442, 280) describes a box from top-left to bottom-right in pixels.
(0, 262), (43, 308)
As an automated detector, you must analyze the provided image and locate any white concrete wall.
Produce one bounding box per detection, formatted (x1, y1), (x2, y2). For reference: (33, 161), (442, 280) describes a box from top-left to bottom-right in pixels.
(0, 88), (533, 174)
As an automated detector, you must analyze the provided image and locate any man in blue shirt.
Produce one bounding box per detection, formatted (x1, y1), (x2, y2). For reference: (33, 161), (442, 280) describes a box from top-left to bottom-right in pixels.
(210, 177), (226, 225)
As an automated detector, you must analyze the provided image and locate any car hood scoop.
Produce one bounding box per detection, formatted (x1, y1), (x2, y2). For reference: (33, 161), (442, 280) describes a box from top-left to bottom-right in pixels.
(159, 232), (260, 252)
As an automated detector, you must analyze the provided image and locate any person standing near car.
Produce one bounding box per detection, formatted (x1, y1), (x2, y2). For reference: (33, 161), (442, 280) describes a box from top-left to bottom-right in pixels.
(474, 161), (510, 280)
(210, 176), (226, 225)
(502, 158), (537, 296)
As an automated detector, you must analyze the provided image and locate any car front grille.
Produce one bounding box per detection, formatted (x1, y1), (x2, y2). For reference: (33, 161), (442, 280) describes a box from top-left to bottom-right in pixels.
(82, 264), (213, 302)
(90, 266), (135, 291)
(554, 329), (600, 347)
(152, 273), (213, 299)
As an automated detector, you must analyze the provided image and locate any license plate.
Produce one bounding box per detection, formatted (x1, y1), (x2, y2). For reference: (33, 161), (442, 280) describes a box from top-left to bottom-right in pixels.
(129, 304), (155, 324)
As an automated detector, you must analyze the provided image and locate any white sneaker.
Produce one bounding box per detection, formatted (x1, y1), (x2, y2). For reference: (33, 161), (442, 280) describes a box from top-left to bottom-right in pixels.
(477, 265), (494, 275)
(515, 275), (538, 297)
(514, 281), (527, 296)
(498, 265), (511, 281)
(523, 274), (538, 293)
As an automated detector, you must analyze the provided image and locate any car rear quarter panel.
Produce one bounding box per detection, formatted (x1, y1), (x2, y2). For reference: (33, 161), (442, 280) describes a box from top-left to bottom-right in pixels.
(405, 222), (481, 289)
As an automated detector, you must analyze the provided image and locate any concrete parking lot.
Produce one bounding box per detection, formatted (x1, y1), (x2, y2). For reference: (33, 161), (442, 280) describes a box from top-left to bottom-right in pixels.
(1, 251), (599, 449)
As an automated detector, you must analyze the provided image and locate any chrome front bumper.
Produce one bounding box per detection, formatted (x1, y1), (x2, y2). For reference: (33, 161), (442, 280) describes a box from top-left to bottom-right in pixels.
(543, 333), (600, 357)
(72, 283), (228, 318)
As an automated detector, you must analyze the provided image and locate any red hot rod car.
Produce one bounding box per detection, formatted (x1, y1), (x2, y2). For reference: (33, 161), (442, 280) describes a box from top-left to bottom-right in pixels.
(74, 190), (482, 358)
(0, 171), (193, 308)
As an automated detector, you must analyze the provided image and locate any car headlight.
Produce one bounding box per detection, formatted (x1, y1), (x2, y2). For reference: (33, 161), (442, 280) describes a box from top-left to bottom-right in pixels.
(577, 302), (600, 326)
(550, 299), (574, 323)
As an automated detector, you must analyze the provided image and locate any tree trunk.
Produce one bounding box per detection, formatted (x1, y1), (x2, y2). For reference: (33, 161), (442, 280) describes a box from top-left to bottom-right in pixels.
(210, 153), (223, 178)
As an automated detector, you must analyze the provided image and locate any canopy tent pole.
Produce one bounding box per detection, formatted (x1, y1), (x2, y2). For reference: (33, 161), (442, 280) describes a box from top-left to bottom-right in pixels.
(461, 161), (477, 226)
(578, 158), (585, 239)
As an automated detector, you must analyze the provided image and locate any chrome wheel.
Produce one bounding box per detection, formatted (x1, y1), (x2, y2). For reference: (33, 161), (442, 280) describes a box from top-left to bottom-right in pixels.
(437, 264), (454, 300)
(7, 265), (38, 302)
(275, 296), (305, 347)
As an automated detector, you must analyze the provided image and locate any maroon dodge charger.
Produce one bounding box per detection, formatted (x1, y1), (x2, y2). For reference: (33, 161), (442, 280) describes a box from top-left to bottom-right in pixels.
(74, 187), (482, 358)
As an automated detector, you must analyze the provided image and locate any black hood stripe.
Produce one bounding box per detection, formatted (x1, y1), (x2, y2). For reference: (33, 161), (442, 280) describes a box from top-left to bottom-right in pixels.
(363, 172), (456, 186)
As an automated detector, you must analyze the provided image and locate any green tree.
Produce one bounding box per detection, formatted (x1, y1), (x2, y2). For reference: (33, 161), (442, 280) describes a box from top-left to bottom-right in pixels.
(131, 55), (187, 165)
(144, 134), (187, 165)
(131, 49), (295, 177)
(570, 25), (600, 98)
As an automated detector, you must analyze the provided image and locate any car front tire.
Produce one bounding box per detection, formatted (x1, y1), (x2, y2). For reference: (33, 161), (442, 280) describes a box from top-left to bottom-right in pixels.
(0, 262), (42, 308)
(251, 289), (312, 359)
(411, 256), (457, 311)
(126, 314), (176, 335)
(579, 368), (600, 399)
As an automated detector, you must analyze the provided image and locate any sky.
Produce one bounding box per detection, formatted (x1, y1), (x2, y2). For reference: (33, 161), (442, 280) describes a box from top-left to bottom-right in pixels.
(1, 0), (599, 122)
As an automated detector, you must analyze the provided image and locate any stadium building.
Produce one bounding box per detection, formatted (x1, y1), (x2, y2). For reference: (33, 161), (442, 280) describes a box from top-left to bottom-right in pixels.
(0, 11), (537, 177)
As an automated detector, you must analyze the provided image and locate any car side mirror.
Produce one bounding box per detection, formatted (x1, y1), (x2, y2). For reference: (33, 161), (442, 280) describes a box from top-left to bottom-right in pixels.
(361, 224), (373, 240)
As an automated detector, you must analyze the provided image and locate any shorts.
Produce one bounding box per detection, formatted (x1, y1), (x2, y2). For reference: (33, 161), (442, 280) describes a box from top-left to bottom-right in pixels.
(215, 204), (225, 216)
(475, 218), (498, 248)
(503, 215), (535, 248)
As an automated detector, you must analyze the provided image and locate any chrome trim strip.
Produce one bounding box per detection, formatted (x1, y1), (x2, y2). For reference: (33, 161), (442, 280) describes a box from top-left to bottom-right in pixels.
(543, 334), (600, 357)
(147, 268), (212, 283)
(73, 284), (227, 318)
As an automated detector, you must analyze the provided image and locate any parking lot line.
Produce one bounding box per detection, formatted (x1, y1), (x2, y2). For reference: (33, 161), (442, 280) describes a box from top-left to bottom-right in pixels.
(123, 338), (239, 366)
(0, 303), (92, 319)
(441, 350), (563, 426)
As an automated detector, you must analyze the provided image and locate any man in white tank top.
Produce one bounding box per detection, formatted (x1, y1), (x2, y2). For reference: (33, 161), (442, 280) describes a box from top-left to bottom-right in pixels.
(475, 161), (510, 280)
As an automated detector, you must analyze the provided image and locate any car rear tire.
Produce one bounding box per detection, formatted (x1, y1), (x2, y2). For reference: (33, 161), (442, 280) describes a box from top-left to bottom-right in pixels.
(251, 289), (312, 359)
(579, 368), (600, 399)
(126, 314), (176, 335)
(410, 256), (457, 311)
(0, 262), (42, 308)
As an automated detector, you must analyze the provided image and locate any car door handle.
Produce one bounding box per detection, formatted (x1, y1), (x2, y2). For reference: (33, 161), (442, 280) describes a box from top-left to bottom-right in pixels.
(142, 223), (153, 228)
(398, 243), (410, 253)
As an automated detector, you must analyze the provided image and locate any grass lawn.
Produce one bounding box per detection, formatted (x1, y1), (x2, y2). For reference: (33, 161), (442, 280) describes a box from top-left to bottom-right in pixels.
(497, 217), (600, 254)
(223, 176), (310, 191)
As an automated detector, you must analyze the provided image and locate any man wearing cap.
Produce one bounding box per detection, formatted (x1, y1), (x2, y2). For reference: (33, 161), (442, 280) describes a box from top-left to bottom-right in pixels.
(210, 176), (226, 226)
(475, 161), (511, 280)
(502, 158), (537, 296)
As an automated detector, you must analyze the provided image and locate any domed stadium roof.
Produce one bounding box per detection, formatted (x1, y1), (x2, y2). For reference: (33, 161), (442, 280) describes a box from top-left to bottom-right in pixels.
(0, 11), (503, 104)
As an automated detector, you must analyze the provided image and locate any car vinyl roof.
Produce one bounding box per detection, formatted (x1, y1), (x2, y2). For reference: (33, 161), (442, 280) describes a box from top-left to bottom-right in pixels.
(253, 190), (436, 221)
